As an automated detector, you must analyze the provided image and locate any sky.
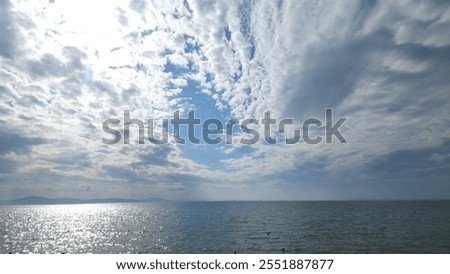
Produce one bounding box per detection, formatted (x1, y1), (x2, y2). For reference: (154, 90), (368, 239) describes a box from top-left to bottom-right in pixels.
(1, 0), (450, 201)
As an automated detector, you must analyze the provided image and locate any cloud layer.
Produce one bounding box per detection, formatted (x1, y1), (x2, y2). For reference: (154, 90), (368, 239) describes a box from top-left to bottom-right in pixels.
(1, 0), (450, 200)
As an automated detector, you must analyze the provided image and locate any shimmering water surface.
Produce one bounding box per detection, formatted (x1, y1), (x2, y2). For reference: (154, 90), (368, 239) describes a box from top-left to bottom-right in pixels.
(1, 201), (450, 254)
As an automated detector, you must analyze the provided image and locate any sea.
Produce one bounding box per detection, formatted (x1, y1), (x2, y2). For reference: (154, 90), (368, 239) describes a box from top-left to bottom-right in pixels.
(1, 201), (449, 254)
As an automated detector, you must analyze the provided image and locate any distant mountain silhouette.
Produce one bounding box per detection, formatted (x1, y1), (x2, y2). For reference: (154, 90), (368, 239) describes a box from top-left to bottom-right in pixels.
(0, 196), (167, 205)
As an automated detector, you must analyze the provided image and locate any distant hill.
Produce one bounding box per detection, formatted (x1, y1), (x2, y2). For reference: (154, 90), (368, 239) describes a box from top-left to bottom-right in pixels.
(0, 196), (167, 205)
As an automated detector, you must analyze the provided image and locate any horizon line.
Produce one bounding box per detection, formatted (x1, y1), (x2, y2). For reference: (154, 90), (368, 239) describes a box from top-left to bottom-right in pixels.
(1, 196), (449, 206)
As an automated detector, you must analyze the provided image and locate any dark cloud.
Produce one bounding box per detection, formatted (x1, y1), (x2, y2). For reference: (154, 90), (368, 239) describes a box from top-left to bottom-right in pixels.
(0, 0), (16, 59)
(0, 132), (46, 155)
(101, 165), (142, 182)
(281, 3), (450, 121)
(0, 158), (18, 173)
(15, 94), (48, 109)
(24, 50), (89, 100)
(122, 84), (141, 102)
(0, 85), (12, 94)
(134, 145), (178, 167)
(366, 141), (450, 176)
(62, 46), (87, 71)
(0, 0), (34, 60)
(26, 54), (70, 78)
(0, 108), (13, 116)
(283, 29), (403, 118)
(51, 151), (92, 172)
(267, 145), (450, 200)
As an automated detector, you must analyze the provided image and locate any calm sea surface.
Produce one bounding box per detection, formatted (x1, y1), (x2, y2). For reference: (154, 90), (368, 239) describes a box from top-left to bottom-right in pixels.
(1, 201), (449, 254)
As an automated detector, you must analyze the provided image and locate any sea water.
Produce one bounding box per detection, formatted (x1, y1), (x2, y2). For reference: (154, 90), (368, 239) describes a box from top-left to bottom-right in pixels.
(1, 201), (449, 254)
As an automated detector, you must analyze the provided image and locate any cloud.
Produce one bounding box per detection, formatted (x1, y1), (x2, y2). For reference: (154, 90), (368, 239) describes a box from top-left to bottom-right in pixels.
(134, 145), (179, 167)
(0, 158), (18, 173)
(78, 184), (92, 192)
(0, 0), (16, 59)
(367, 140), (450, 176)
(0, 132), (46, 155)
(0, 0), (449, 200)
